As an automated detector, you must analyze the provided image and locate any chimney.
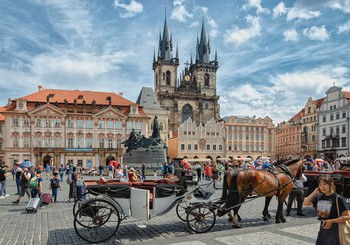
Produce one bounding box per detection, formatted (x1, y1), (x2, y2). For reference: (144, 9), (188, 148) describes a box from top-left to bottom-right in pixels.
(38, 85), (44, 91)
(119, 92), (123, 97)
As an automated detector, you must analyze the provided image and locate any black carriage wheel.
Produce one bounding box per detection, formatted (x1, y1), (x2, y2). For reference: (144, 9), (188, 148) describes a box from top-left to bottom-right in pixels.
(186, 204), (216, 233)
(176, 200), (192, 222)
(74, 198), (120, 244)
(72, 191), (96, 216)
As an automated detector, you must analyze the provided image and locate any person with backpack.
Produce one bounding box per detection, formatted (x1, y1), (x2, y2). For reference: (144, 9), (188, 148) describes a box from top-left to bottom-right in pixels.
(68, 167), (79, 203)
(58, 165), (65, 182)
(50, 172), (61, 202)
(12, 165), (31, 205)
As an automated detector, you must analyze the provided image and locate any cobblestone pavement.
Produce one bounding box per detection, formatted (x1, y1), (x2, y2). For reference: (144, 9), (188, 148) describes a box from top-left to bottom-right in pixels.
(0, 174), (320, 245)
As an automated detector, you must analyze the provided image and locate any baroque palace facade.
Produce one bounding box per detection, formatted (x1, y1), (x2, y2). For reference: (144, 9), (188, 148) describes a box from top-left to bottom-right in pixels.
(0, 87), (149, 168)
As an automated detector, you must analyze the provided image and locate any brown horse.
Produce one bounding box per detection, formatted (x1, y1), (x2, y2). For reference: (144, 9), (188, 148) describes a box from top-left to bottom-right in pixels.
(223, 159), (304, 227)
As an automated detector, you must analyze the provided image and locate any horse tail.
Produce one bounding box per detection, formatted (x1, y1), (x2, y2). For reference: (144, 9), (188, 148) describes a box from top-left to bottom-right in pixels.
(224, 172), (241, 210)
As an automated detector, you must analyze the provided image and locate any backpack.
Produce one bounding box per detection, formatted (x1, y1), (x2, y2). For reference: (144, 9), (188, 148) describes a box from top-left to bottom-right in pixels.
(29, 176), (38, 189)
(51, 179), (59, 189)
(66, 173), (72, 185)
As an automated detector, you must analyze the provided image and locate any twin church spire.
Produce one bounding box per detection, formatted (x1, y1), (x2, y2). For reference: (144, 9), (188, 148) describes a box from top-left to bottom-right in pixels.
(153, 12), (217, 66)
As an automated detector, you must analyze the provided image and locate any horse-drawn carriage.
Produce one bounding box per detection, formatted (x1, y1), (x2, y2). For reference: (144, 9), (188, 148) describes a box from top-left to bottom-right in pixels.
(72, 175), (222, 243)
(73, 159), (305, 243)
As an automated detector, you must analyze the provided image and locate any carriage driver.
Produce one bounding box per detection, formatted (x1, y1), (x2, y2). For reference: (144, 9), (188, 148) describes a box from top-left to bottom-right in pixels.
(286, 166), (307, 216)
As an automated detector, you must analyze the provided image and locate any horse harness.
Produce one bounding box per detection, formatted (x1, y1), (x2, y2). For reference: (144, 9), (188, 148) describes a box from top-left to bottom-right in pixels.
(239, 164), (295, 197)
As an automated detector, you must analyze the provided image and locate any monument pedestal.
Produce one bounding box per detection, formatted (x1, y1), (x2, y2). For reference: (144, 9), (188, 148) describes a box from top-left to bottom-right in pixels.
(122, 149), (167, 170)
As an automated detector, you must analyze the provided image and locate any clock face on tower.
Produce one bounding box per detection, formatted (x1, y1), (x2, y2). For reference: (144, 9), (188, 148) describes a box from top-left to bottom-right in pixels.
(184, 75), (190, 81)
(132, 107), (136, 113)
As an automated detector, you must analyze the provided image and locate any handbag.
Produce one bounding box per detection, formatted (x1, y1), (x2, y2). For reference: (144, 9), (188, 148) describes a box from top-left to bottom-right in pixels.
(336, 195), (350, 245)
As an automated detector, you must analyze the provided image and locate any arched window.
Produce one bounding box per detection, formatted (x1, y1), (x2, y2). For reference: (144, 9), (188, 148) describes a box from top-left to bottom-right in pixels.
(166, 71), (171, 85)
(182, 104), (193, 123)
(204, 73), (209, 87)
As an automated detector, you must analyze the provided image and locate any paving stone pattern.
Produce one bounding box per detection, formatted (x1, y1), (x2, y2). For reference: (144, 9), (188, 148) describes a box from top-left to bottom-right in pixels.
(0, 174), (320, 244)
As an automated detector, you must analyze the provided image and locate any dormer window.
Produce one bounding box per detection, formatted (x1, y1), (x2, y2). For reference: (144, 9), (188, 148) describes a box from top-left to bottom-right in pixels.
(15, 100), (27, 111)
(78, 95), (83, 99)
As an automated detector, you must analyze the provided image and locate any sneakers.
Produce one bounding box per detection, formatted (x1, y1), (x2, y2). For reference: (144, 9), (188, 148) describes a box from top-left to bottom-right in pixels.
(0, 196), (5, 199)
(5, 194), (9, 197)
(286, 211), (290, 216)
(12, 200), (19, 205)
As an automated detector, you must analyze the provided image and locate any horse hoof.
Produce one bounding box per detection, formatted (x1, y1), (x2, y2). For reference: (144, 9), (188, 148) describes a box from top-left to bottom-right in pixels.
(275, 219), (281, 224)
(281, 218), (287, 223)
(228, 217), (233, 222)
(267, 213), (271, 219)
(233, 224), (241, 229)
(263, 216), (269, 222)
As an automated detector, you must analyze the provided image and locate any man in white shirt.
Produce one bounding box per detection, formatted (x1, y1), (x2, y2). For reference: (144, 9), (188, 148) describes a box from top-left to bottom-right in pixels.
(286, 172), (307, 216)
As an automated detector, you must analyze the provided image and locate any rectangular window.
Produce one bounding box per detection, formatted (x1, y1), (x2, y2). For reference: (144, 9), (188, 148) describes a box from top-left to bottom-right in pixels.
(67, 119), (73, 128)
(206, 144), (210, 151)
(77, 138), (83, 148)
(68, 138), (73, 148)
(116, 139), (122, 148)
(341, 137), (346, 147)
(126, 122), (133, 129)
(322, 128), (326, 136)
(250, 135), (254, 140)
(336, 113), (340, 120)
(323, 116), (326, 123)
(54, 138), (60, 147)
(45, 138), (51, 147)
(54, 119), (61, 128)
(219, 145), (223, 151)
(23, 137), (30, 148)
(336, 126), (340, 135)
(342, 112), (346, 118)
(108, 138), (113, 148)
(135, 122), (142, 130)
(330, 114), (334, 121)
(99, 120), (105, 129)
(35, 118), (42, 127)
(86, 138), (93, 148)
(194, 144), (198, 150)
(107, 121), (114, 129)
(116, 121), (122, 129)
(23, 118), (30, 127)
(86, 120), (93, 129)
(12, 118), (19, 127)
(250, 144), (254, 151)
(45, 119), (51, 128)
(213, 144), (217, 151)
(342, 125), (346, 134)
(99, 138), (105, 148)
(77, 120), (84, 128)
(181, 144), (185, 150)
(13, 137), (19, 148)
(188, 144), (191, 150)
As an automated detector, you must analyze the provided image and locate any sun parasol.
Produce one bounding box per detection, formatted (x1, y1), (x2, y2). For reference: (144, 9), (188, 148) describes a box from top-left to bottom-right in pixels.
(314, 158), (325, 163)
(19, 161), (32, 168)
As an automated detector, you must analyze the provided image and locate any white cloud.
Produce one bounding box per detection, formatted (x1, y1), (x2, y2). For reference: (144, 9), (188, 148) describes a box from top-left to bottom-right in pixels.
(273, 2), (287, 18)
(114, 0), (143, 18)
(283, 29), (298, 42)
(303, 25), (329, 41)
(220, 66), (349, 123)
(286, 4), (321, 21)
(242, 0), (270, 14)
(326, 0), (350, 13)
(171, 5), (193, 22)
(224, 15), (261, 45)
(338, 20), (350, 33)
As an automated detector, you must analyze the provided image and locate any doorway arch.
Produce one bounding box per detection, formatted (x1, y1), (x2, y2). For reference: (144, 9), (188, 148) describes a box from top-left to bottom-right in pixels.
(43, 155), (53, 169)
(106, 155), (115, 166)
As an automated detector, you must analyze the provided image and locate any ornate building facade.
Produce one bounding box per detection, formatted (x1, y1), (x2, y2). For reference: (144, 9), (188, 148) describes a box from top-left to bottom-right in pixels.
(317, 85), (350, 161)
(276, 112), (302, 160)
(153, 16), (220, 136)
(168, 118), (225, 160)
(300, 97), (324, 159)
(222, 116), (276, 160)
(0, 87), (149, 168)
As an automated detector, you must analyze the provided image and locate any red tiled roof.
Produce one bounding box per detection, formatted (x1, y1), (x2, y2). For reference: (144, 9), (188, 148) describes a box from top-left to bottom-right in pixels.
(0, 106), (7, 121)
(343, 92), (350, 102)
(315, 97), (325, 108)
(288, 110), (302, 122)
(18, 89), (133, 106)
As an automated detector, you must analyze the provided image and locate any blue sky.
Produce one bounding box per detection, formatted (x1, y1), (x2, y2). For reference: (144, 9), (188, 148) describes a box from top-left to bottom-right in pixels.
(0, 0), (349, 124)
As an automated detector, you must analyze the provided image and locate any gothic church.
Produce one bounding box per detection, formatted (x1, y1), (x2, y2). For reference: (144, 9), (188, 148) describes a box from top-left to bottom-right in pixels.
(153, 15), (220, 135)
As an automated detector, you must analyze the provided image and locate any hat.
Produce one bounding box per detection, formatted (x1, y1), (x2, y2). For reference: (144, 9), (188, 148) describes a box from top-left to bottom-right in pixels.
(129, 167), (135, 172)
(37, 170), (42, 174)
(22, 165), (28, 169)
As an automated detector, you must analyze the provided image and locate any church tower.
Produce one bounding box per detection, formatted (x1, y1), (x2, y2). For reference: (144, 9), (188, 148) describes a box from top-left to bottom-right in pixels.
(153, 14), (220, 135)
